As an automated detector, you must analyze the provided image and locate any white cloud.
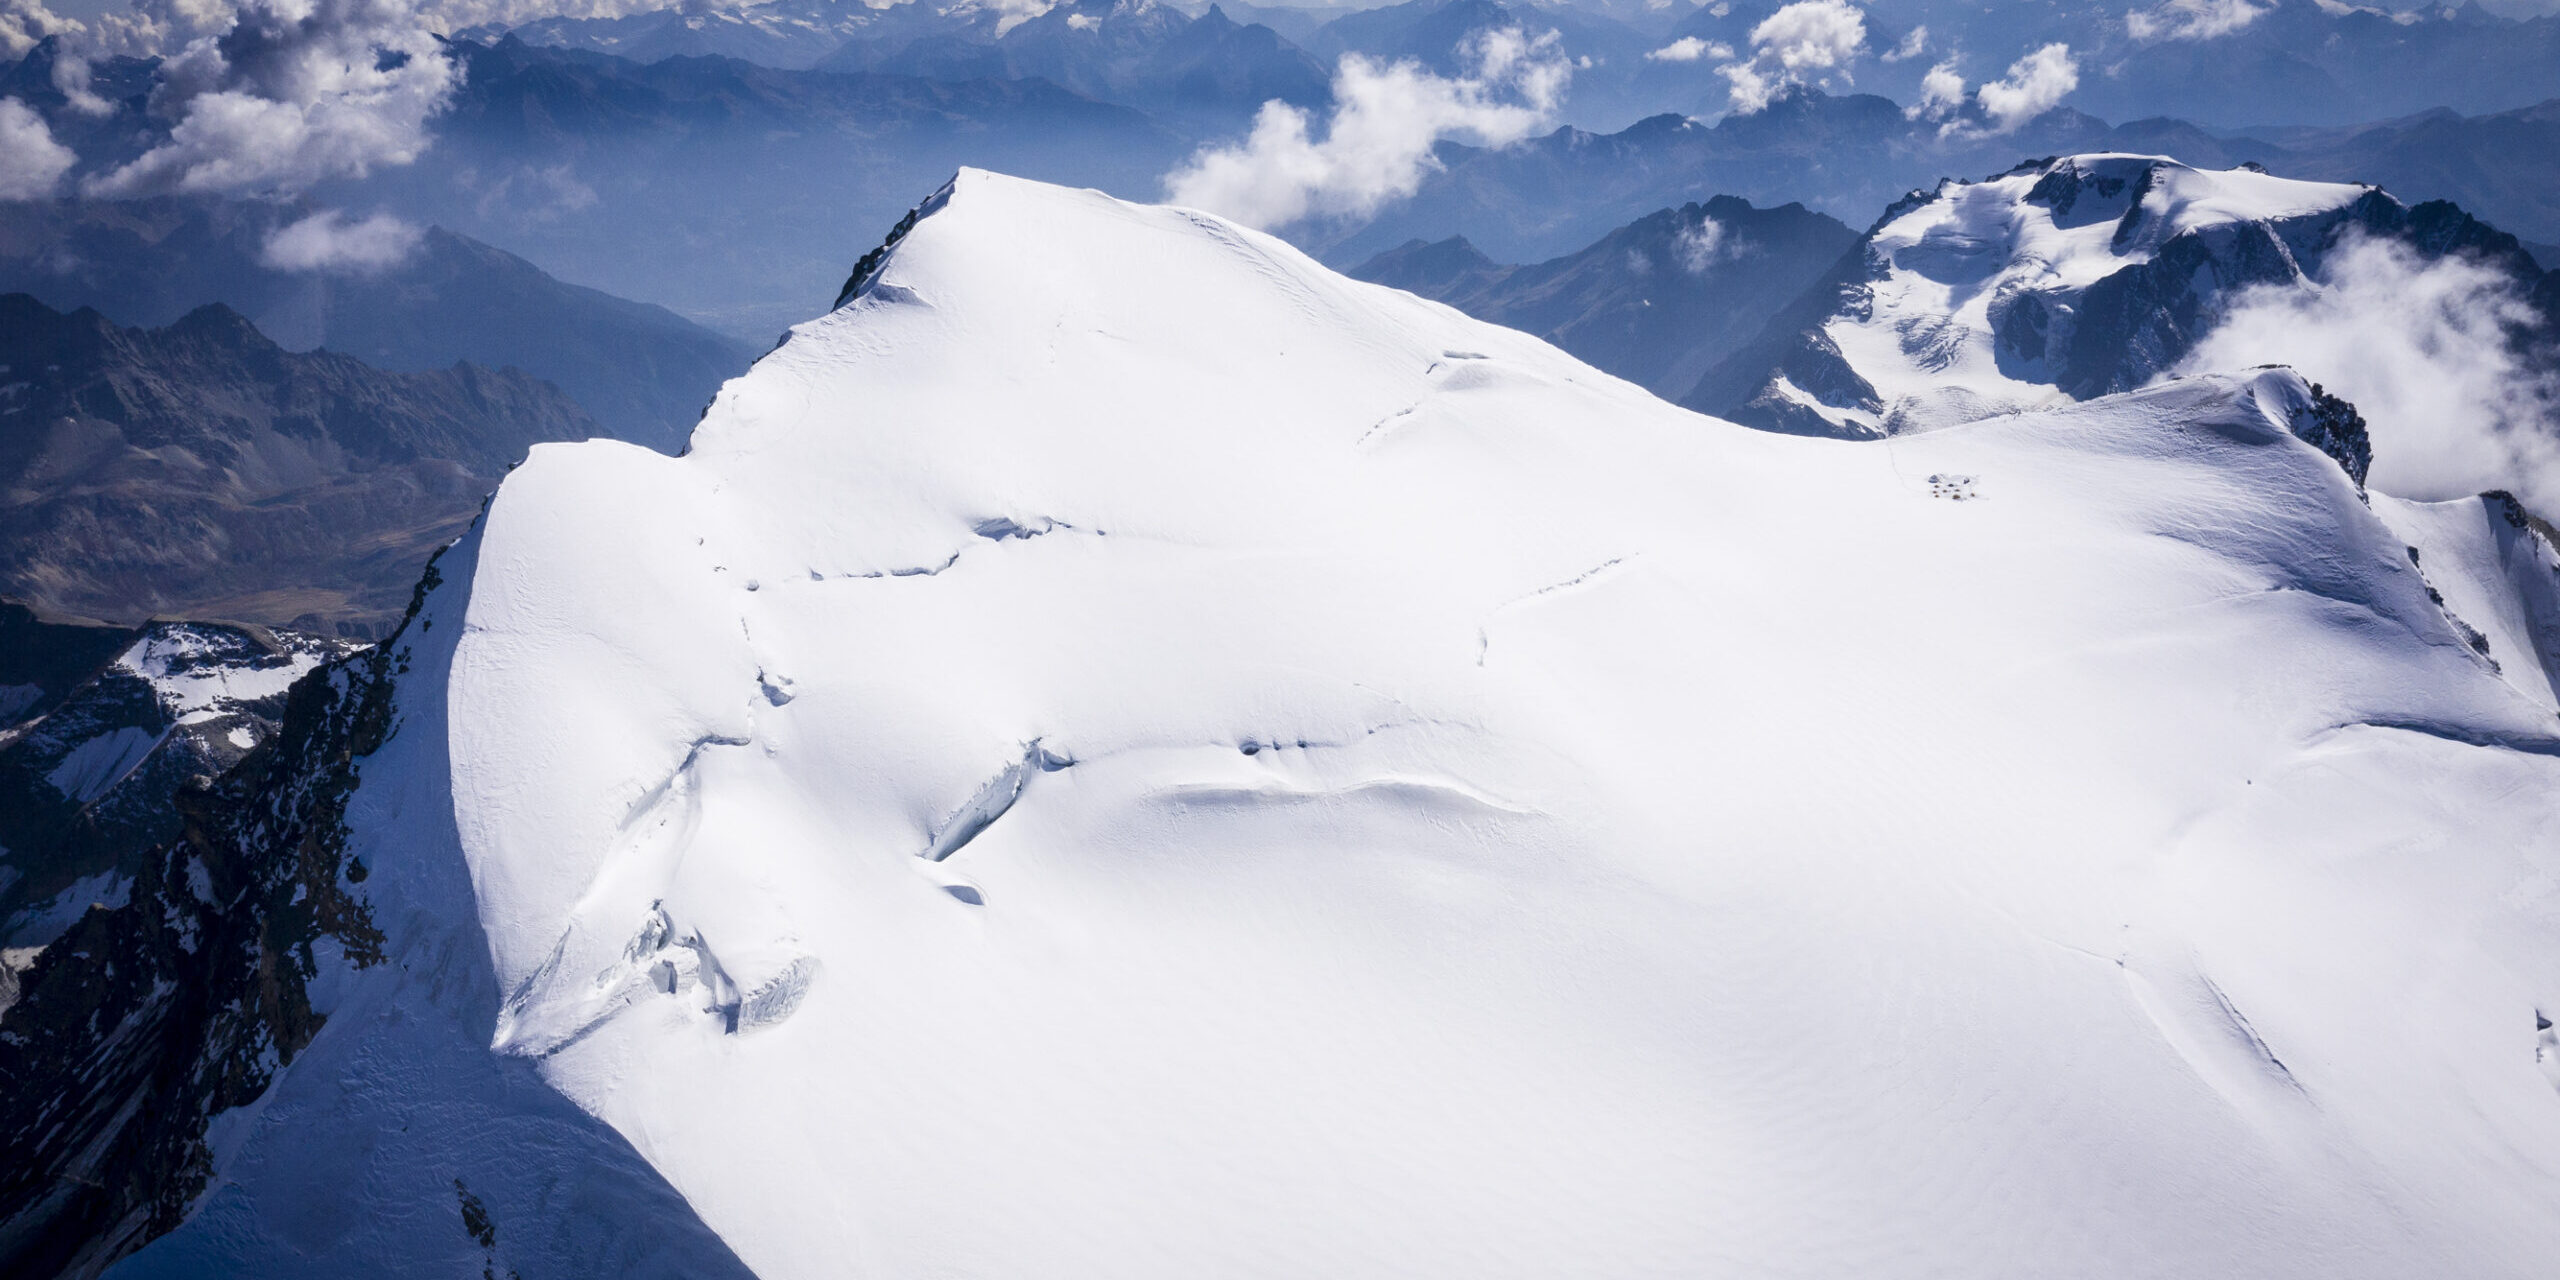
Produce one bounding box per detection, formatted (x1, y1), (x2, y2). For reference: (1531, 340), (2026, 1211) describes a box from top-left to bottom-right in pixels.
(0, 0), (83, 57)
(1161, 28), (1570, 230)
(50, 50), (116, 116)
(2176, 233), (2560, 513)
(1906, 58), (1964, 121)
(0, 96), (74, 198)
(1674, 215), (1746, 274)
(2127, 0), (2268, 41)
(77, 0), (460, 198)
(1881, 23), (1927, 62)
(1646, 36), (1730, 63)
(1973, 42), (2076, 133)
(1719, 0), (1867, 115)
(260, 208), (424, 272)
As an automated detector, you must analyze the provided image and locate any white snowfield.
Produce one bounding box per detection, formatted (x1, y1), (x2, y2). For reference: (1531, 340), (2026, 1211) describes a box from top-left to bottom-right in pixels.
(126, 169), (2560, 1278)
(1784, 154), (2371, 435)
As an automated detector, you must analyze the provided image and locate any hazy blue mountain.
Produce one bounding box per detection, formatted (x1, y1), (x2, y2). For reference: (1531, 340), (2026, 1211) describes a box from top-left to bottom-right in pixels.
(1352, 195), (1856, 398)
(0, 198), (752, 451)
(0, 294), (600, 631)
(330, 38), (1187, 342)
(829, 0), (1331, 125)
(476, 0), (936, 70)
(2234, 98), (2560, 249)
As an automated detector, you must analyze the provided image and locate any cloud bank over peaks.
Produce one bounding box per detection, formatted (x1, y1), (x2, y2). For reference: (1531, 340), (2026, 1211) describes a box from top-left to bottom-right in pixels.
(2126, 0), (2269, 41)
(0, 96), (74, 198)
(1645, 35), (1730, 63)
(1904, 43), (2080, 135)
(1718, 0), (1867, 114)
(78, 0), (459, 198)
(2176, 233), (2560, 515)
(0, 0), (83, 57)
(260, 207), (424, 271)
(1976, 42), (2078, 131)
(1161, 28), (1570, 231)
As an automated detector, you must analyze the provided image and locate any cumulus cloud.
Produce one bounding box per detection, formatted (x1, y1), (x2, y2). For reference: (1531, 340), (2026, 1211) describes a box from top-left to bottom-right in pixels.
(260, 207), (423, 271)
(1646, 35), (1730, 63)
(2127, 0), (2268, 41)
(0, 96), (74, 198)
(1906, 58), (1964, 121)
(0, 0), (83, 57)
(1898, 45), (2074, 135)
(67, 0), (459, 198)
(1973, 42), (2077, 133)
(1718, 0), (1867, 114)
(1161, 28), (1570, 230)
(1881, 23), (1927, 62)
(2176, 234), (2560, 512)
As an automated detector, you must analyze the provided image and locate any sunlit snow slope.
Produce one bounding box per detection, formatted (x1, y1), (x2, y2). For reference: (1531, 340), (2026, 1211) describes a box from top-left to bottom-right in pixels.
(230, 170), (2560, 1276)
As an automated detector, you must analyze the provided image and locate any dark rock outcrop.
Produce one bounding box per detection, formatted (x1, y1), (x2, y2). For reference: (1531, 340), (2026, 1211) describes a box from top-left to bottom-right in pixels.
(0, 575), (407, 1278)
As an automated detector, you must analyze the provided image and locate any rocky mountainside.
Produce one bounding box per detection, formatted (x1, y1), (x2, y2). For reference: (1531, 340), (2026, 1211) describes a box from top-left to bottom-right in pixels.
(0, 293), (602, 632)
(1683, 155), (2554, 437)
(0, 601), (349, 1276)
(0, 189), (751, 451)
(1351, 195), (1855, 399)
(0, 606), (348, 985)
(8, 168), (2557, 1278)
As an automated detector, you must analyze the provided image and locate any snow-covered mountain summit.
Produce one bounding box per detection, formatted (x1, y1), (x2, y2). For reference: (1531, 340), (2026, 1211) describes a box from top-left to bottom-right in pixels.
(46, 169), (2560, 1277)
(1688, 153), (2539, 437)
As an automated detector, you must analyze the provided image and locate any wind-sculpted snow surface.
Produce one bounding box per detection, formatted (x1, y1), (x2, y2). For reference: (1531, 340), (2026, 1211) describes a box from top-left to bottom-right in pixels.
(140, 171), (2560, 1276)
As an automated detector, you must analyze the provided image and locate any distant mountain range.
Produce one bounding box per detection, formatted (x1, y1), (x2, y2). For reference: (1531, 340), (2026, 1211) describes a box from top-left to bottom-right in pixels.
(821, 0), (1332, 125)
(333, 36), (1187, 342)
(1351, 195), (1854, 399)
(0, 197), (751, 450)
(1305, 88), (2560, 270)
(0, 294), (602, 633)
(485, 0), (2560, 135)
(16, 9), (2560, 350)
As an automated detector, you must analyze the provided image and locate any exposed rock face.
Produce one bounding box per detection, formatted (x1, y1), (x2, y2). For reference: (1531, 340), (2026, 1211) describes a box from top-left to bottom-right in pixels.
(1351, 197), (1857, 402)
(0, 294), (602, 632)
(0, 587), (395, 1279)
(0, 606), (351, 962)
(2283, 381), (2374, 491)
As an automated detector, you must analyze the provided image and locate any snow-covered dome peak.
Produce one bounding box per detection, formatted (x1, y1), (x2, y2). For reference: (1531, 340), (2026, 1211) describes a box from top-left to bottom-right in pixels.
(179, 171), (2560, 1278)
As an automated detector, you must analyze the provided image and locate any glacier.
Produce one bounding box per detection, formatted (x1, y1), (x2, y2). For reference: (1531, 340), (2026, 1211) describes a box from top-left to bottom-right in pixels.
(1707, 153), (2543, 441)
(115, 168), (2560, 1277)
